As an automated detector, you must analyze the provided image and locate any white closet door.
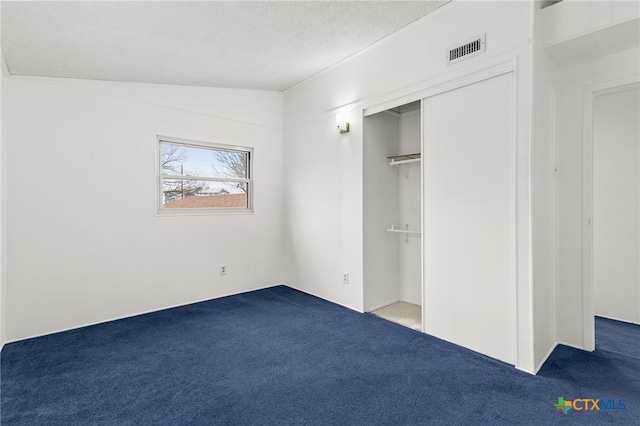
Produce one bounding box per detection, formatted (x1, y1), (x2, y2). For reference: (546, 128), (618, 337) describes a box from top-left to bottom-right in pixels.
(423, 72), (515, 364)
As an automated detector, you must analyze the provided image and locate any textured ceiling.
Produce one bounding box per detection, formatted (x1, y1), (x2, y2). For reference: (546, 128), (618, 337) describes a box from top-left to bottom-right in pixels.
(1, 1), (449, 91)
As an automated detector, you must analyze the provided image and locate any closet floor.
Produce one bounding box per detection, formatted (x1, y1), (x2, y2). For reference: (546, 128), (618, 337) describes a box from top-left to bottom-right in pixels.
(372, 301), (422, 331)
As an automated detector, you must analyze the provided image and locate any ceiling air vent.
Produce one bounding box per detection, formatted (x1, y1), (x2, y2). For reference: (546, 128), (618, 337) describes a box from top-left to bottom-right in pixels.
(447, 34), (486, 65)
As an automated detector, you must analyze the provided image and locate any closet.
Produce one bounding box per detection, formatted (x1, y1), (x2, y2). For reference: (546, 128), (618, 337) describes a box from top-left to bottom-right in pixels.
(363, 71), (516, 365)
(363, 101), (422, 331)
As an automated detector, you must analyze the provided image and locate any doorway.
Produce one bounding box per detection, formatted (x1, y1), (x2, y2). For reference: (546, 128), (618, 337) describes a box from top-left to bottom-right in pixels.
(363, 100), (422, 331)
(583, 79), (640, 350)
(592, 84), (640, 340)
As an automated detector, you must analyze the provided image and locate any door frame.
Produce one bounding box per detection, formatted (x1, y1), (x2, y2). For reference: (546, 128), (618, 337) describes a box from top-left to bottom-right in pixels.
(581, 76), (640, 351)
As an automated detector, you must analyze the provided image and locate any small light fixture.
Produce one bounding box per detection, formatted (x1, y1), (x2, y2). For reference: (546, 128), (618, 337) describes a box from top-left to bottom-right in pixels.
(336, 112), (350, 134)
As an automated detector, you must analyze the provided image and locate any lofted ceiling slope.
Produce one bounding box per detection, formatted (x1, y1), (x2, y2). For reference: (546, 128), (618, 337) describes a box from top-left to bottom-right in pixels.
(1, 1), (450, 91)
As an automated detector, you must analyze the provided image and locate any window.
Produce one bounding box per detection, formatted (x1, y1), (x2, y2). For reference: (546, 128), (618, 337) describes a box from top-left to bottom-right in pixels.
(157, 136), (252, 213)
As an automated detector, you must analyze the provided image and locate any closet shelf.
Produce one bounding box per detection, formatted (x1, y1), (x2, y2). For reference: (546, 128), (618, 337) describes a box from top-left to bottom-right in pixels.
(388, 153), (421, 166)
(385, 225), (421, 235)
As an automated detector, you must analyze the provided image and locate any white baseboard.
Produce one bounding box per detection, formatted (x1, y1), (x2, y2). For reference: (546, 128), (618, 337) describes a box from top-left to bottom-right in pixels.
(556, 340), (590, 351)
(366, 299), (401, 313)
(515, 365), (536, 375)
(281, 282), (364, 313)
(399, 297), (421, 307)
(595, 314), (640, 326)
(4, 282), (284, 345)
(533, 342), (558, 374)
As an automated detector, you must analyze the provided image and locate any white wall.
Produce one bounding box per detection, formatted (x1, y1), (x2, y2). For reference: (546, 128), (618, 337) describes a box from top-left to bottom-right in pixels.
(530, 47), (559, 371)
(556, 48), (640, 348)
(5, 76), (284, 341)
(363, 111), (400, 311)
(539, 0), (639, 51)
(0, 54), (6, 350)
(284, 0), (531, 307)
(593, 86), (640, 324)
(284, 1), (536, 372)
(530, 2), (560, 372)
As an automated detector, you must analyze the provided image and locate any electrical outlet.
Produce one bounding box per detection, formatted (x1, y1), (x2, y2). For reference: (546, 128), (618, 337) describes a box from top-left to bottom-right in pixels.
(342, 272), (349, 285)
(220, 264), (227, 275)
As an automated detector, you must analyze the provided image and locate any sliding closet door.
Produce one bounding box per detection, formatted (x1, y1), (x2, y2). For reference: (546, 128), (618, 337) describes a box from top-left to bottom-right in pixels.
(423, 72), (515, 364)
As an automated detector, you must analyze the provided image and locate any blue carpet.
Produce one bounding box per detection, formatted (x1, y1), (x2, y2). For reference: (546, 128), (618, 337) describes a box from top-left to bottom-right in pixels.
(1, 285), (638, 425)
(595, 316), (640, 360)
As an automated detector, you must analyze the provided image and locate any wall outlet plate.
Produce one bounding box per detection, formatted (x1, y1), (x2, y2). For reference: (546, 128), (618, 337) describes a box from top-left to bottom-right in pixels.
(342, 272), (349, 285)
(220, 264), (227, 275)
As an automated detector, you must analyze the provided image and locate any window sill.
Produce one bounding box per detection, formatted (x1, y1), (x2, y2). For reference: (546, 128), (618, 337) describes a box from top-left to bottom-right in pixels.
(156, 208), (254, 217)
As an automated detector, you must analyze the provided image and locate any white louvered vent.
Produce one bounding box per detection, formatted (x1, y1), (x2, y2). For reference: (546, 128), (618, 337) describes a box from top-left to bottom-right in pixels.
(447, 34), (486, 65)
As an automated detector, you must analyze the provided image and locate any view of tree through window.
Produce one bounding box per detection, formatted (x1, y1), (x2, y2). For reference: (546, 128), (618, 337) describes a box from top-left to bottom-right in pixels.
(159, 139), (252, 211)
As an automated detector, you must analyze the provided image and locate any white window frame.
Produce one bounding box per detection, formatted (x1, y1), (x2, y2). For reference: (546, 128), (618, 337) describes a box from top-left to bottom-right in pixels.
(156, 135), (253, 215)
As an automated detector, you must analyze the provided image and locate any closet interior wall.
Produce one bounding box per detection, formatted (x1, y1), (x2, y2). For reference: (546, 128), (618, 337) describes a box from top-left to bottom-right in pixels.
(397, 104), (421, 306)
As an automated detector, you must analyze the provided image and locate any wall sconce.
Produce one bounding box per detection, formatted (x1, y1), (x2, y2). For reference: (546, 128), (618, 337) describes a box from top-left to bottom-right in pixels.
(337, 112), (350, 134)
